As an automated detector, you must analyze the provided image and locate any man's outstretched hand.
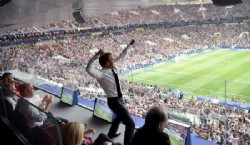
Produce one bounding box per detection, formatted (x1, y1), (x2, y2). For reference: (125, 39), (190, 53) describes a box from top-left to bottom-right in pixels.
(95, 49), (105, 56)
(130, 39), (135, 45)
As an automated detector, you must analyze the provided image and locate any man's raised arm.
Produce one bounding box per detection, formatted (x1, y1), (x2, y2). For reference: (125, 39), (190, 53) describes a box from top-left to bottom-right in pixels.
(115, 39), (135, 64)
(86, 49), (105, 79)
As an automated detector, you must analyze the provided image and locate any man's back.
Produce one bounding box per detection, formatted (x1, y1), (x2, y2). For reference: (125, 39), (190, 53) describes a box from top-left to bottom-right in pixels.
(131, 126), (171, 145)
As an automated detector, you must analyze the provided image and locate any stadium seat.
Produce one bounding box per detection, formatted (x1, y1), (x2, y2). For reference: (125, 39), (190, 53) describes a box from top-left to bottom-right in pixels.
(32, 126), (56, 145)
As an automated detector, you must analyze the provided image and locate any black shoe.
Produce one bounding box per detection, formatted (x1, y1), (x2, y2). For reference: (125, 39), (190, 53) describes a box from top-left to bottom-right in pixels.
(108, 132), (122, 138)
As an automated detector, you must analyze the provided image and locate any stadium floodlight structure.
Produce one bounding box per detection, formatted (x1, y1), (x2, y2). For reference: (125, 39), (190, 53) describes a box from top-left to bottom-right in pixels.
(224, 5), (233, 17)
(173, 7), (181, 14)
(198, 6), (207, 19)
(172, 5), (186, 21)
(198, 0), (207, 19)
(72, 0), (85, 24)
(72, 9), (86, 24)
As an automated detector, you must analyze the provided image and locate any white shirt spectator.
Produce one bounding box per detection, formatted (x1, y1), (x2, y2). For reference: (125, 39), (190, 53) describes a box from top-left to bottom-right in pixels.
(86, 44), (132, 98)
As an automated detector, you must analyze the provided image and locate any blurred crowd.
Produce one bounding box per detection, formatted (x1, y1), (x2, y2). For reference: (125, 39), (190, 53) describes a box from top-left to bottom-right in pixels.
(1, 0), (250, 43)
(1, 23), (250, 144)
(3, 0), (250, 33)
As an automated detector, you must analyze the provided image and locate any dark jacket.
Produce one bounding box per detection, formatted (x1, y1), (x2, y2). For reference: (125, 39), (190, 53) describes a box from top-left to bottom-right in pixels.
(131, 126), (171, 145)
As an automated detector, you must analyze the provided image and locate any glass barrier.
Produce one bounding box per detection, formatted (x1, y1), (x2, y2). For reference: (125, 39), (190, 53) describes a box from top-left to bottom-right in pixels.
(0, 86), (63, 145)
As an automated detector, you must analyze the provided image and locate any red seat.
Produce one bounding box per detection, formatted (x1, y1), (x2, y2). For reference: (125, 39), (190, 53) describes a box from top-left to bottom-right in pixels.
(10, 110), (33, 143)
(32, 126), (57, 145)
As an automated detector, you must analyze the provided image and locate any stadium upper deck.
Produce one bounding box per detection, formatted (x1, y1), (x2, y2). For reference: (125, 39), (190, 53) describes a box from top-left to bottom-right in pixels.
(0, 0), (214, 33)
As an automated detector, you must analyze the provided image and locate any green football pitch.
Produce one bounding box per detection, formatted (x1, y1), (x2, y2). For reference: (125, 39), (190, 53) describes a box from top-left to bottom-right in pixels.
(169, 135), (183, 145)
(124, 50), (250, 103)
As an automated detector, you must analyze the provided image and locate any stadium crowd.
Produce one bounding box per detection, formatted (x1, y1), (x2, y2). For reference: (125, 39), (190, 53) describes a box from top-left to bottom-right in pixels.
(1, 23), (250, 144)
(0, 0), (248, 35)
(0, 0), (250, 43)
(1, 23), (249, 73)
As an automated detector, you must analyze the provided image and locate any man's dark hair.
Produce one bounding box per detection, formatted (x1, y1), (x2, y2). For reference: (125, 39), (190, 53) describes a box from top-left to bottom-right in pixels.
(2, 72), (12, 79)
(99, 53), (111, 68)
(145, 107), (167, 128)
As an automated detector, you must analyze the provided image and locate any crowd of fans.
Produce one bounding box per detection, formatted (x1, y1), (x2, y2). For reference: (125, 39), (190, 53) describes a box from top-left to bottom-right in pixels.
(1, 22), (250, 144)
(2, 0), (249, 34)
(1, 1), (250, 145)
(1, 23), (249, 75)
(85, 0), (250, 27)
(1, 0), (250, 44)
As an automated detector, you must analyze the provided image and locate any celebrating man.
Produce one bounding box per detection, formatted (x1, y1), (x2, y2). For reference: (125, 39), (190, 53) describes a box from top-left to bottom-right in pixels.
(86, 39), (135, 145)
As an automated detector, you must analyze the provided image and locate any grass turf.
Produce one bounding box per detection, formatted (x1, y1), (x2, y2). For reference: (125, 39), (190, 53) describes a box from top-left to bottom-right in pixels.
(169, 134), (184, 145)
(124, 50), (250, 103)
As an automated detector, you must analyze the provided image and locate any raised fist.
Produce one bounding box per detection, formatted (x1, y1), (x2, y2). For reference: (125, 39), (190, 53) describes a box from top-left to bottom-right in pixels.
(96, 49), (105, 56)
(130, 39), (135, 45)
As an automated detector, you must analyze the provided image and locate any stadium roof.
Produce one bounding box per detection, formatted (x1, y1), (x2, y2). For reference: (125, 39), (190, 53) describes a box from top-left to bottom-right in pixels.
(0, 0), (212, 33)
